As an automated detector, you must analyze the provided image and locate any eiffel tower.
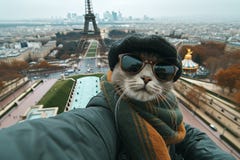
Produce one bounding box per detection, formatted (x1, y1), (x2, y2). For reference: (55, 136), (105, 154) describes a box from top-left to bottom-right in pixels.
(79, 0), (106, 54)
(83, 0), (100, 35)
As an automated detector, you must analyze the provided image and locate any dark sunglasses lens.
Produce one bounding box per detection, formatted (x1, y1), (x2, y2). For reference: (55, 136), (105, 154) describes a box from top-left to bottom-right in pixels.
(154, 65), (176, 81)
(121, 55), (143, 73)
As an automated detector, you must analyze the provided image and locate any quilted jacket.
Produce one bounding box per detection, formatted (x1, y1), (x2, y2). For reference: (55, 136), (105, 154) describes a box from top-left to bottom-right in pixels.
(0, 92), (235, 160)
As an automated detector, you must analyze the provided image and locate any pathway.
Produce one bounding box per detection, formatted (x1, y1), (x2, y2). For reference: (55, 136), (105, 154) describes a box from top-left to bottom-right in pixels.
(0, 79), (57, 128)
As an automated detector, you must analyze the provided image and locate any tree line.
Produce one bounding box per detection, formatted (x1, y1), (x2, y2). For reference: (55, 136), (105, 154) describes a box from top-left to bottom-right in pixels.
(0, 60), (63, 90)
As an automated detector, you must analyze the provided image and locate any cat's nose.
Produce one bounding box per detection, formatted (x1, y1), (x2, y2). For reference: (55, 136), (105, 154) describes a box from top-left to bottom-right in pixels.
(141, 76), (152, 84)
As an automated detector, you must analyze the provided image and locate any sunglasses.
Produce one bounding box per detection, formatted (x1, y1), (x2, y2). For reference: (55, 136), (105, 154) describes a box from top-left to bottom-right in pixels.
(119, 54), (178, 81)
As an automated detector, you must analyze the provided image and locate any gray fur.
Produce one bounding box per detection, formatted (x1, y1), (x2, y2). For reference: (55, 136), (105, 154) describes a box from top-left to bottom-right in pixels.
(111, 54), (173, 102)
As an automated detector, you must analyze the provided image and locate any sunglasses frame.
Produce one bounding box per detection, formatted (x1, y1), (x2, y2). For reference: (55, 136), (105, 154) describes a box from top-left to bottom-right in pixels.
(119, 54), (179, 82)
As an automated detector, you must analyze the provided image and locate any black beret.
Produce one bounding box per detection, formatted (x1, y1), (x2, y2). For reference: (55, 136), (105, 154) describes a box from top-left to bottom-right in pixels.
(108, 34), (182, 81)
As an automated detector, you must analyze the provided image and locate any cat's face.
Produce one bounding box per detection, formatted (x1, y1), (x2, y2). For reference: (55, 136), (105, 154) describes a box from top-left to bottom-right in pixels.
(111, 53), (175, 102)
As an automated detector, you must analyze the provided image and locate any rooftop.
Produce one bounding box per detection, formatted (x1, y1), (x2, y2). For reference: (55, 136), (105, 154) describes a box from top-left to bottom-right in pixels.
(21, 105), (58, 121)
(69, 76), (101, 110)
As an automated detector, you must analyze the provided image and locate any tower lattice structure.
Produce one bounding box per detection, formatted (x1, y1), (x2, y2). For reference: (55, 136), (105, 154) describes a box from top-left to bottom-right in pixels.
(83, 0), (100, 35)
(77, 0), (107, 55)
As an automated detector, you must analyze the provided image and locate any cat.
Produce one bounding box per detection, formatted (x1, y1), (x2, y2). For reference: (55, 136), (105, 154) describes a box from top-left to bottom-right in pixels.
(111, 52), (177, 102)
(101, 35), (185, 160)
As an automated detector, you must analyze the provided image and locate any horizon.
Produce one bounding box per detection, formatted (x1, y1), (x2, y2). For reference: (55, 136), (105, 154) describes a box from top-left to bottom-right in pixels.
(0, 0), (239, 22)
(0, 15), (239, 24)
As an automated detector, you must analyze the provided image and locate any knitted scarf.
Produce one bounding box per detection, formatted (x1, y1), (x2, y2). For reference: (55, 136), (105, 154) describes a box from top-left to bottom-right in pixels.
(101, 72), (186, 160)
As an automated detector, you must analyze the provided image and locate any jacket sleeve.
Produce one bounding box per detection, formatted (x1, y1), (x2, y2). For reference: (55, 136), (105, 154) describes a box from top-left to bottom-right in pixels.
(0, 107), (117, 160)
(175, 124), (236, 160)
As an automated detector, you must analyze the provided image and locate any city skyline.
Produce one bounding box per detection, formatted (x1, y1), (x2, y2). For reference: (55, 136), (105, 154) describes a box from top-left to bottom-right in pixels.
(0, 0), (240, 21)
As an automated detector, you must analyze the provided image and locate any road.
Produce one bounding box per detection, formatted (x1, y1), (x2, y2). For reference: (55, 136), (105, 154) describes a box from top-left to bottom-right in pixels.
(0, 81), (33, 109)
(175, 78), (240, 138)
(175, 88), (240, 159)
(0, 79), (57, 128)
(180, 103), (239, 158)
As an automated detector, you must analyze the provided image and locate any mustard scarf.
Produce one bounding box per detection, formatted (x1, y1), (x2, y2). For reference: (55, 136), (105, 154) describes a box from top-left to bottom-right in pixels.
(101, 72), (186, 160)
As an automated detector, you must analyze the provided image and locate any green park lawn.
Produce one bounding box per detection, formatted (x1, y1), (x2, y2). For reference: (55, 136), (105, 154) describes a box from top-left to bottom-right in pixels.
(38, 73), (103, 113)
(38, 80), (74, 113)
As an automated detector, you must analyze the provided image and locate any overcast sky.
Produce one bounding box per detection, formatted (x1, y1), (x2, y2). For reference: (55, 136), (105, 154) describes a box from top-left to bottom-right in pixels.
(0, 0), (239, 20)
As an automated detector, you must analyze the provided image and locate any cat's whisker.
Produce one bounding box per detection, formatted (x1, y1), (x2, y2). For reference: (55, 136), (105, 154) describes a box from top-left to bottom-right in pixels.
(149, 84), (162, 93)
(158, 93), (178, 126)
(114, 89), (128, 133)
(113, 85), (128, 97)
(153, 95), (161, 106)
(162, 88), (173, 94)
(129, 84), (143, 89)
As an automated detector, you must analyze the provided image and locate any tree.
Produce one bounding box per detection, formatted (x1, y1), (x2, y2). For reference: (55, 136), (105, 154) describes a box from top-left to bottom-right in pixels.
(205, 57), (220, 81)
(11, 60), (29, 72)
(215, 64), (240, 93)
(0, 60), (29, 81)
(38, 61), (50, 69)
(234, 92), (240, 104)
(219, 50), (240, 69)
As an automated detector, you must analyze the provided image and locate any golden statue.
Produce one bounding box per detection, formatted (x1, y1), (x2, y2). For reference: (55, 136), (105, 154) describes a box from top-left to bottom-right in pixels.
(184, 48), (193, 60)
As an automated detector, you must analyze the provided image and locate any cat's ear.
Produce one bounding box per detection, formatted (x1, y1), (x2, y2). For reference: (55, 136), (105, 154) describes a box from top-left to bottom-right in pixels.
(174, 41), (183, 53)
